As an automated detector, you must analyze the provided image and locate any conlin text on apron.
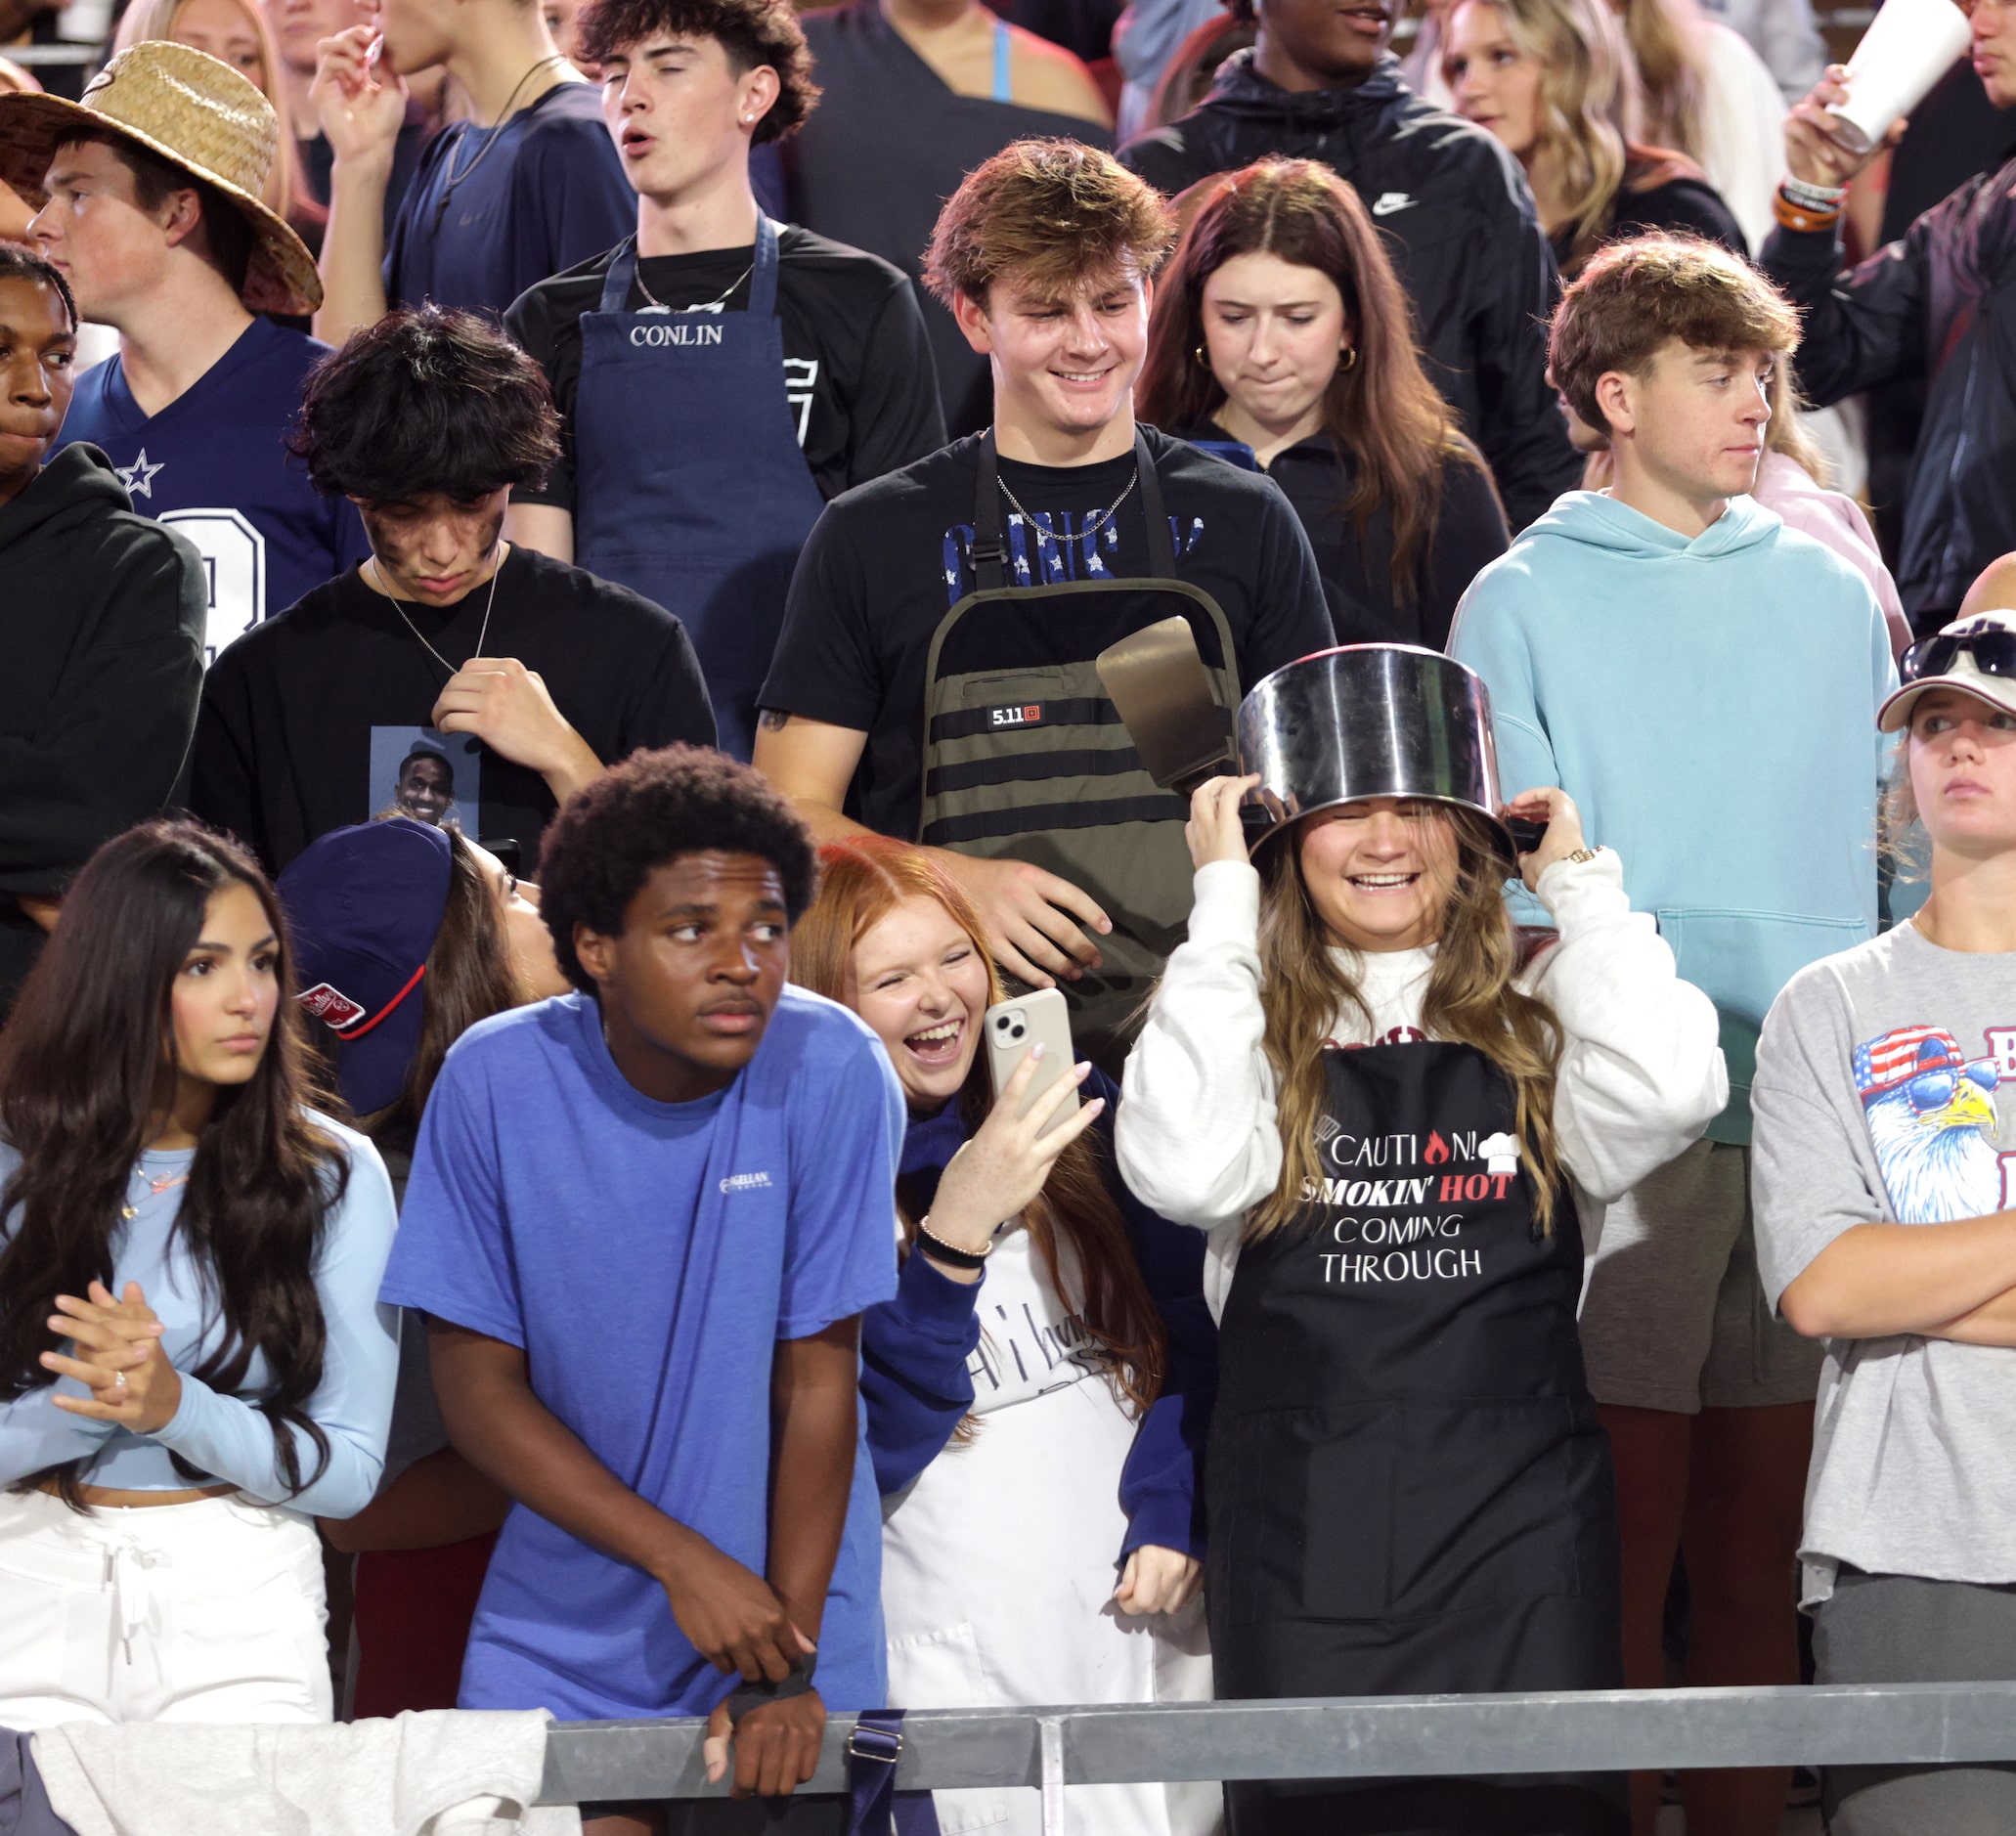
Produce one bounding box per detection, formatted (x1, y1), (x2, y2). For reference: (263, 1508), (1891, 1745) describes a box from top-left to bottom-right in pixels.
(1208, 1041), (1626, 1836)
(916, 430), (1241, 1069)
(572, 216), (826, 761)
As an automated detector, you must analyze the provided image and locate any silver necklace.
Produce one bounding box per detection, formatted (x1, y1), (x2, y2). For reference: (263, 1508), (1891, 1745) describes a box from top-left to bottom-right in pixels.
(633, 255), (755, 316)
(433, 55), (566, 219)
(371, 546), (504, 677)
(996, 464), (1140, 546)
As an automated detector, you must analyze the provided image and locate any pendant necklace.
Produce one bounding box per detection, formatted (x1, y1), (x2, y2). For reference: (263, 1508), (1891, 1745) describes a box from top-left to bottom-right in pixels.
(371, 545), (504, 678)
(633, 256), (755, 316)
(433, 54), (567, 223)
(996, 464), (1140, 549)
(123, 1171), (190, 1221)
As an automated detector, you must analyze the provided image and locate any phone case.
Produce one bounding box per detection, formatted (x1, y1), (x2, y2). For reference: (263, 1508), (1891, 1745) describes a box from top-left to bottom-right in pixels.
(984, 988), (1080, 1137)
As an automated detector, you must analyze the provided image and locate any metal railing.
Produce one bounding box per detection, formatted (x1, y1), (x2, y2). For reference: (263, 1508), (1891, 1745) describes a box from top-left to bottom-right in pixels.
(540, 1683), (2016, 1814)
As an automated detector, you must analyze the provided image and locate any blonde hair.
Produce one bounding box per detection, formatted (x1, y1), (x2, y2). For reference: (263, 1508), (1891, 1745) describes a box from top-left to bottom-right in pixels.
(1249, 807), (1567, 1240)
(1453, 0), (1630, 267)
(113, 0), (323, 233)
(1618, 0), (1705, 162)
(1764, 359), (1829, 486)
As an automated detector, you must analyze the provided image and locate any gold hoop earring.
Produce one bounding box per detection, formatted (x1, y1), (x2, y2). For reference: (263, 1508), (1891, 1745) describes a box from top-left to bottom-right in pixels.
(1194, 343), (1210, 368)
(1339, 345), (1359, 372)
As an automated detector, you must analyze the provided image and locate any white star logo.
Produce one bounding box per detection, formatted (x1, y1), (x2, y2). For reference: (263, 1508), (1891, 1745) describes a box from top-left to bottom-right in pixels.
(117, 449), (164, 499)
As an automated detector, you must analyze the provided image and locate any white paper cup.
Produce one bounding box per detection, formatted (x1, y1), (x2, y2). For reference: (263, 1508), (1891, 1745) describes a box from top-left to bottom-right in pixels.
(1824, 0), (1973, 153)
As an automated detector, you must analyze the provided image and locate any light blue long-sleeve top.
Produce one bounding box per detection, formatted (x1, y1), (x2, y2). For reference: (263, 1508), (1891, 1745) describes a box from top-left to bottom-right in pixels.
(0, 1113), (399, 1517)
(1449, 490), (1898, 1143)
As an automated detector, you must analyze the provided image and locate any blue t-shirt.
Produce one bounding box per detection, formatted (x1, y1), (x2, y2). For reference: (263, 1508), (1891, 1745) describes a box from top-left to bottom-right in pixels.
(60, 318), (371, 665)
(384, 81), (635, 322)
(380, 988), (904, 1720)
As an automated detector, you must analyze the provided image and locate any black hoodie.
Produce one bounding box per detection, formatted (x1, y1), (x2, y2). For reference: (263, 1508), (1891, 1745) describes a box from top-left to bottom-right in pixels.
(0, 443), (205, 1005)
(1122, 50), (1581, 531)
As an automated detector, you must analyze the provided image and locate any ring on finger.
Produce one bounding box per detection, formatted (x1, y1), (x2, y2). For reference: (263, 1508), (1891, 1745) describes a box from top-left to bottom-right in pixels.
(111, 1371), (128, 1390)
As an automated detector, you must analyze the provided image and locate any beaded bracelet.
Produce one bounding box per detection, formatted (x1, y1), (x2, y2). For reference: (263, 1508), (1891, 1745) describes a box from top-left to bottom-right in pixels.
(916, 1217), (992, 1271)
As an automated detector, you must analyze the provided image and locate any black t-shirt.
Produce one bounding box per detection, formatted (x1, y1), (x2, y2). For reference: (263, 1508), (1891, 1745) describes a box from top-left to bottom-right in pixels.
(759, 424), (1336, 839)
(504, 225), (948, 513)
(1212, 431), (1510, 650)
(191, 546), (715, 875)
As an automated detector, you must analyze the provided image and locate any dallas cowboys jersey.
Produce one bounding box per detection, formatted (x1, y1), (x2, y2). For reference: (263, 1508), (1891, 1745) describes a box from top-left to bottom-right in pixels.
(61, 318), (372, 665)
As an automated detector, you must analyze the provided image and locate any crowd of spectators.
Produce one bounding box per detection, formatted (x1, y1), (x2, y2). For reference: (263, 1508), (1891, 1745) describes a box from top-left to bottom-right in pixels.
(0, 0), (2013, 1831)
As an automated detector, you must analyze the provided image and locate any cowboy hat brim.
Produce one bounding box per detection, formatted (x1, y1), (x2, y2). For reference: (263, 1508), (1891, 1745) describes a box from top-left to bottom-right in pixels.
(0, 88), (322, 318)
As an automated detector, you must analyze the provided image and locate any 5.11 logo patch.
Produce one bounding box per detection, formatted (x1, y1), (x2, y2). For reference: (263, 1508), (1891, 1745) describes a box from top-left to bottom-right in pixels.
(988, 703), (1045, 730)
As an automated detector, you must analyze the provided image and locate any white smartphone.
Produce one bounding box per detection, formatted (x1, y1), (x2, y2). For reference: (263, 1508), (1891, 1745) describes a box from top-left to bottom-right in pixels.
(984, 988), (1080, 1138)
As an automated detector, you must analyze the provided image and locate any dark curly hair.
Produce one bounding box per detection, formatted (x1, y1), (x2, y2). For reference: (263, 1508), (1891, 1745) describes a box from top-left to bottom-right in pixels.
(538, 746), (819, 992)
(577, 0), (820, 144)
(288, 306), (562, 503)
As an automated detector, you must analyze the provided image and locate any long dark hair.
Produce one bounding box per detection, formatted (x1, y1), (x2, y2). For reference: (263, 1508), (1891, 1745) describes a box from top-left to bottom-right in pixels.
(1137, 159), (1489, 602)
(0, 822), (348, 1508)
(791, 837), (1167, 1417)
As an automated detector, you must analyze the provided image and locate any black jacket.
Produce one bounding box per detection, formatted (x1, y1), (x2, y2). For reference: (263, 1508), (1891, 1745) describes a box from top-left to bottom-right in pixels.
(1122, 50), (1581, 531)
(1180, 427), (1509, 646)
(1761, 154), (2016, 623)
(0, 444), (205, 1003)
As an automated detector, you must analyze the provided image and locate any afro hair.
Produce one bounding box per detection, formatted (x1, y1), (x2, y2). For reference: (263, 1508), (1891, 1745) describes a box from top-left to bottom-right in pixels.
(537, 746), (819, 991)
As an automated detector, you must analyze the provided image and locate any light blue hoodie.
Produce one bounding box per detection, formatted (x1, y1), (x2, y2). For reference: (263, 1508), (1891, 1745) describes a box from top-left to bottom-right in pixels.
(1450, 491), (1898, 1141)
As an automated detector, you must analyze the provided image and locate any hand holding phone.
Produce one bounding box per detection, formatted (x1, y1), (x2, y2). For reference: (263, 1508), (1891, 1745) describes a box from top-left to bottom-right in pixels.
(926, 999), (1104, 1257)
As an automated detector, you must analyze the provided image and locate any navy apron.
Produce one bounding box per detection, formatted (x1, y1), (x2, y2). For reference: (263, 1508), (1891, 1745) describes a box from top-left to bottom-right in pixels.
(574, 218), (825, 760)
(1208, 1041), (1625, 1836)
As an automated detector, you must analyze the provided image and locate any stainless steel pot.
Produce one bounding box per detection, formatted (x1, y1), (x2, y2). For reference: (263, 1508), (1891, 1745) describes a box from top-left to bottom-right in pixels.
(1234, 644), (1516, 863)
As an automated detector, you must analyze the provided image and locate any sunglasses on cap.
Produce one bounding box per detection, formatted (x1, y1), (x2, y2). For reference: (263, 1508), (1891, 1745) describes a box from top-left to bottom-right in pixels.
(1900, 626), (2016, 685)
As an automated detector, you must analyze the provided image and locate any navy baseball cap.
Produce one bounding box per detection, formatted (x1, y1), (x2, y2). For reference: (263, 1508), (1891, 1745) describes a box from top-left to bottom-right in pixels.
(278, 818), (454, 1118)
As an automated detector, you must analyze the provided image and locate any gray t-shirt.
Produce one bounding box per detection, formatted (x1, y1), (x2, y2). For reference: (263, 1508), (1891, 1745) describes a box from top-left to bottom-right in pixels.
(1753, 922), (2016, 1605)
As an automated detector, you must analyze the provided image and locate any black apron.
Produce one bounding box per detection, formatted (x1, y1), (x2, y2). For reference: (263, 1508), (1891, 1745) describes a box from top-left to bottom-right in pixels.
(916, 431), (1242, 1071)
(783, 0), (1115, 436)
(1208, 1042), (1625, 1836)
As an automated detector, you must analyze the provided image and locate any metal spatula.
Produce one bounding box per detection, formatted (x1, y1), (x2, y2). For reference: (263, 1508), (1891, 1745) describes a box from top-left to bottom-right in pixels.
(1096, 615), (1234, 797)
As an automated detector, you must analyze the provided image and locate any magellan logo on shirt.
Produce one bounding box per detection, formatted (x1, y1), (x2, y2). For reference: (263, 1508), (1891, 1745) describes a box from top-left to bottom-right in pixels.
(720, 1171), (774, 1194)
(988, 703), (1044, 730)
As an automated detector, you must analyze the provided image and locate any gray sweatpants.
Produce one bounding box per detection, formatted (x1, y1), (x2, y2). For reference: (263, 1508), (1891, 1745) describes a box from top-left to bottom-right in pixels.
(1813, 1567), (2016, 1834)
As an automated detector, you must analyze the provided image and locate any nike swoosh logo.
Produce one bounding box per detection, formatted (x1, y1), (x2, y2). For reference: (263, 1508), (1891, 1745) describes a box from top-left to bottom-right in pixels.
(1371, 193), (1415, 215)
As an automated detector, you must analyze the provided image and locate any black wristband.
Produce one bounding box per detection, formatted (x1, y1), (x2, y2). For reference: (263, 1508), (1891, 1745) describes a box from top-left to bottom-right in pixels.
(723, 1655), (816, 1725)
(915, 1219), (990, 1271)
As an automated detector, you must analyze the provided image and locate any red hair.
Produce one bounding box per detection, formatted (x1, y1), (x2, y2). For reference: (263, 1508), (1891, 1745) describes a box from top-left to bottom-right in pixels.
(793, 836), (1165, 1417)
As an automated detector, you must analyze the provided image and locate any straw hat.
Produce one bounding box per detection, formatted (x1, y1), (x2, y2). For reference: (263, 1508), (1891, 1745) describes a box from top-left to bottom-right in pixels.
(0, 41), (321, 317)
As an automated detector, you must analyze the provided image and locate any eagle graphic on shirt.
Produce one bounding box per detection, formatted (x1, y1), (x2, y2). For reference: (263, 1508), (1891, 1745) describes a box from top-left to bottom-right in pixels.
(1854, 1026), (2004, 1223)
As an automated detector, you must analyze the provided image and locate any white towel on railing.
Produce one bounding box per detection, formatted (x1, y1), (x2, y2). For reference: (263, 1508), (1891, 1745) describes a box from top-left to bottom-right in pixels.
(29, 1709), (581, 1836)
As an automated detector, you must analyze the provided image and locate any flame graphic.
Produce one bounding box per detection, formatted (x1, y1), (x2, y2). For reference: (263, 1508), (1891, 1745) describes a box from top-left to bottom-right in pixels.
(1423, 1131), (1451, 1165)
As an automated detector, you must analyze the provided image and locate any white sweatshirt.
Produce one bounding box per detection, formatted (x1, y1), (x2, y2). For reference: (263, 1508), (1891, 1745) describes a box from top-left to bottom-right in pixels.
(1116, 850), (1729, 1318)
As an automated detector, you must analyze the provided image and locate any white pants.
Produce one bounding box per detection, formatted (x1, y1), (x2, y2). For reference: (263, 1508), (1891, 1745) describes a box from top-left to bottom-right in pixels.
(0, 1486), (330, 1727)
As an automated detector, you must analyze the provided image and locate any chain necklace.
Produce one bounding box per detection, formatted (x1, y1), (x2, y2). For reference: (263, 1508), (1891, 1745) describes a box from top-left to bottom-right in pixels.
(996, 464), (1140, 547)
(122, 1170), (189, 1222)
(371, 546), (504, 678)
(433, 54), (567, 219)
(633, 255), (755, 316)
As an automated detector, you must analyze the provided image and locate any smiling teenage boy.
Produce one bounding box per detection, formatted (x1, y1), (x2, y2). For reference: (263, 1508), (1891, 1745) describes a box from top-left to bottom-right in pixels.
(1450, 231), (1895, 1836)
(757, 138), (1333, 1065)
(378, 748), (904, 1833)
